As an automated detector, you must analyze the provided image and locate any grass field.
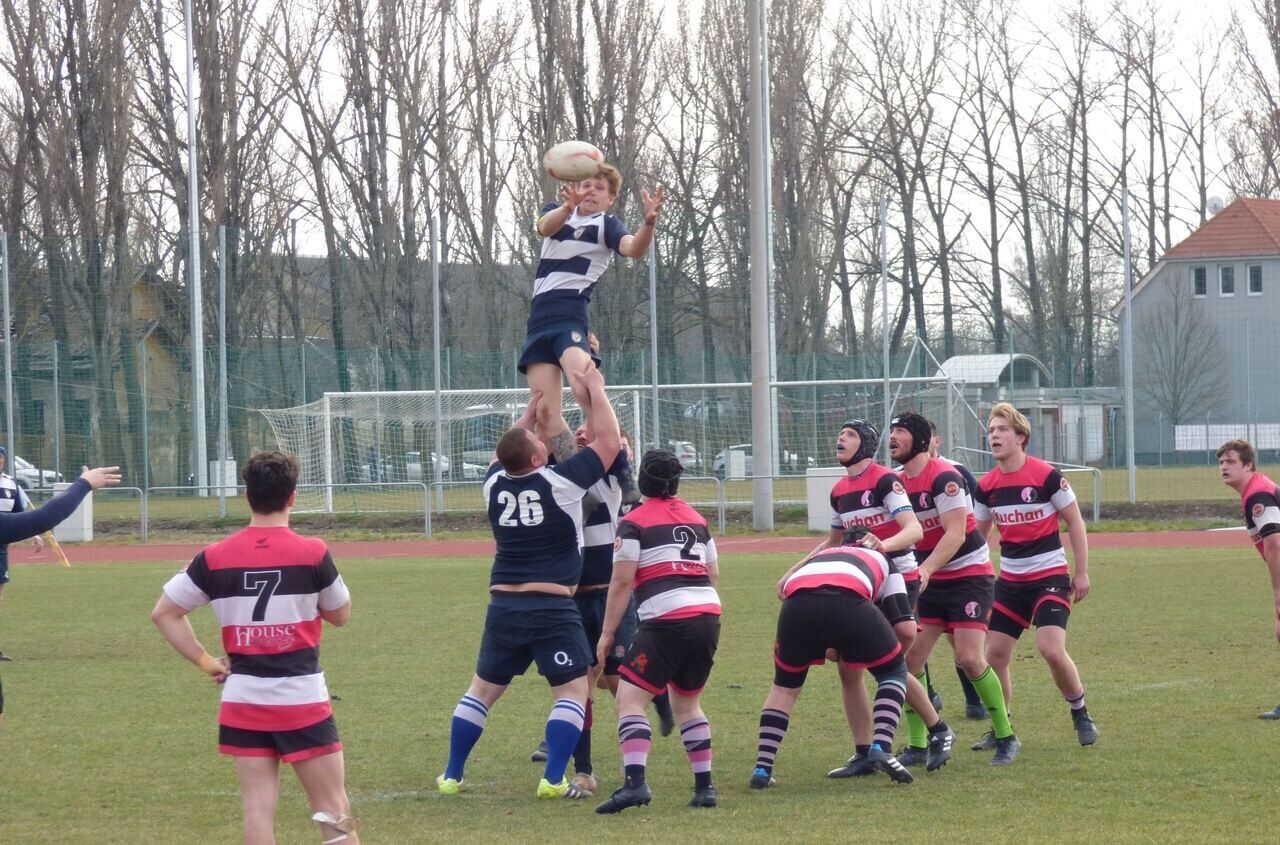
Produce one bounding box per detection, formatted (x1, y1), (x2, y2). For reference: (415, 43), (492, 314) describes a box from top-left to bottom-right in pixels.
(1, 541), (1277, 844)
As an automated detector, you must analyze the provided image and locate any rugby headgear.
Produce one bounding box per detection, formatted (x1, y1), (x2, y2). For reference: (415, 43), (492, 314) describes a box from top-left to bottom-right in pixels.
(839, 419), (879, 466)
(841, 526), (871, 547)
(889, 412), (933, 461)
(638, 448), (683, 498)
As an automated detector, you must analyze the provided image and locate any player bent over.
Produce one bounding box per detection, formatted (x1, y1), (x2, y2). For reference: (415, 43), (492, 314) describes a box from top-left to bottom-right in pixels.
(595, 450), (721, 813)
(151, 452), (359, 845)
(753, 528), (919, 788)
(891, 412), (1019, 765)
(974, 403), (1097, 747)
(524, 163), (663, 470)
(1218, 438), (1280, 719)
(437, 367), (622, 800)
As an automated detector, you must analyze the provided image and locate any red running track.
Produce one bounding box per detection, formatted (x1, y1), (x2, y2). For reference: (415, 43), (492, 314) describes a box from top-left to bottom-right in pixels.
(5, 529), (1250, 566)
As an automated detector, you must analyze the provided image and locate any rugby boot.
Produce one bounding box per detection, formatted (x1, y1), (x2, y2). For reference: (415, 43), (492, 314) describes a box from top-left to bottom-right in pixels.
(929, 688), (943, 713)
(537, 777), (591, 800)
(970, 730), (997, 751)
(991, 735), (1022, 766)
(749, 767), (777, 789)
(926, 725), (956, 771)
(965, 702), (989, 720)
(687, 784), (718, 808)
(868, 747), (914, 784)
(595, 780), (652, 814)
(826, 752), (877, 779)
(436, 775), (463, 796)
(894, 745), (929, 767)
(1259, 705), (1280, 720)
(530, 740), (548, 763)
(1072, 710), (1099, 746)
(0, 651), (12, 661)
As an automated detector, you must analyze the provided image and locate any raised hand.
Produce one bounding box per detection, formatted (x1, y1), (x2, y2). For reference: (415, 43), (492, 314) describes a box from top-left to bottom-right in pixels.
(640, 186), (666, 222)
(562, 182), (588, 211)
(80, 466), (122, 490)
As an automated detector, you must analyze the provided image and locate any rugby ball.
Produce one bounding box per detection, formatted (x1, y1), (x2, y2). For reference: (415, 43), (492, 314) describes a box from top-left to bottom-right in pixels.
(543, 140), (604, 181)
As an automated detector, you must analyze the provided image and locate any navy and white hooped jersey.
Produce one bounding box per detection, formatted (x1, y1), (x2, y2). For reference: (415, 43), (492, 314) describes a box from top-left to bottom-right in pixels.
(529, 202), (629, 331)
(484, 447), (607, 588)
(579, 452), (629, 589)
(0, 474), (25, 515)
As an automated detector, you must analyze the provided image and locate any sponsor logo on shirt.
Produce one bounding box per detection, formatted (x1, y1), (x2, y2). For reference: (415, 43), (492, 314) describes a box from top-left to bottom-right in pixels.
(1021, 486), (1037, 503)
(861, 490), (874, 507)
(233, 624), (297, 650)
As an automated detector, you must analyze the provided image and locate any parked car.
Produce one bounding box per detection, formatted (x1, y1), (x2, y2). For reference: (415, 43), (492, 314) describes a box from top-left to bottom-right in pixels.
(668, 440), (699, 470)
(713, 444), (814, 477)
(11, 455), (62, 490)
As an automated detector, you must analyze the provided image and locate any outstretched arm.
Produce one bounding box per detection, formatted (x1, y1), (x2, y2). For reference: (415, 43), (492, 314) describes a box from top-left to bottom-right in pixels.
(618, 187), (665, 258)
(0, 467), (120, 545)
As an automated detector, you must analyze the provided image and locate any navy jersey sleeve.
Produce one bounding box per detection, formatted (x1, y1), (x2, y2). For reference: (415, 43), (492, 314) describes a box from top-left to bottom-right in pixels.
(538, 200), (560, 217)
(0, 479), (91, 544)
(551, 446), (606, 490)
(954, 462), (980, 496)
(603, 214), (629, 251)
(608, 449), (630, 478)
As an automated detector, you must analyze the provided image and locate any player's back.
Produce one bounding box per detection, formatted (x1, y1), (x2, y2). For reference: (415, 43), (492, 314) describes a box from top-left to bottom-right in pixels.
(483, 449), (604, 588)
(617, 496), (720, 622)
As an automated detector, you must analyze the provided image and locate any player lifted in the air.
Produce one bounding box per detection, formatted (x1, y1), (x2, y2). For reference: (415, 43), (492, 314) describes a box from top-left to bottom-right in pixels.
(973, 403), (1098, 749)
(594, 450), (721, 814)
(524, 160), (663, 470)
(437, 366), (622, 801)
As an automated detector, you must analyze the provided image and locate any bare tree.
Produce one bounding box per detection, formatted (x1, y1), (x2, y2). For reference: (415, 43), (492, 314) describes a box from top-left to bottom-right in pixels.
(1135, 272), (1229, 426)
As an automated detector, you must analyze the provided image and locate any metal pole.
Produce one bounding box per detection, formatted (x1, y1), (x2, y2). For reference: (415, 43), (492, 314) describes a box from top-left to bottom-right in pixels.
(217, 225), (228, 517)
(748, 0), (774, 528)
(183, 0), (208, 493)
(430, 215), (444, 511)
(300, 342), (306, 403)
(322, 394), (334, 512)
(1122, 187), (1136, 503)
(648, 237), (660, 449)
(52, 339), (59, 480)
(1245, 315), (1251, 443)
(140, 339), (149, 490)
(0, 233), (12, 467)
(879, 198), (891, 463)
(760, 0), (779, 474)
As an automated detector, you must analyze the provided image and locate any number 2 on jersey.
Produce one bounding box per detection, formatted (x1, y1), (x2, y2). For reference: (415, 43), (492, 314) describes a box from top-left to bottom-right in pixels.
(497, 490), (545, 527)
(673, 526), (702, 561)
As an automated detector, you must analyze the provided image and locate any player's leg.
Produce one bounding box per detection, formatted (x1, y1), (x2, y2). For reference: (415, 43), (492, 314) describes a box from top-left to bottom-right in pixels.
(1031, 593), (1096, 745)
(234, 755), (282, 845)
(557, 344), (595, 434)
(526, 362), (568, 449)
(293, 751), (360, 844)
(0, 563), (10, 661)
(753, 683), (802, 788)
(954, 624), (1018, 764)
(596, 674), (658, 814)
(539, 673), (590, 797)
(671, 688), (718, 807)
(985, 631), (1018, 710)
(1265, 611), (1280, 719)
(838, 601), (914, 783)
(441, 675), (508, 790)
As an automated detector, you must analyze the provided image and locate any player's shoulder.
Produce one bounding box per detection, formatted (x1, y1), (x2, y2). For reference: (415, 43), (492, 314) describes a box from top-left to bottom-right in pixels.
(1245, 473), (1280, 503)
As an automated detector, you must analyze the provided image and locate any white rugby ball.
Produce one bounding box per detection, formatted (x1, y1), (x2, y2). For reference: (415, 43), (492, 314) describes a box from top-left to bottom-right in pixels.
(543, 140), (604, 182)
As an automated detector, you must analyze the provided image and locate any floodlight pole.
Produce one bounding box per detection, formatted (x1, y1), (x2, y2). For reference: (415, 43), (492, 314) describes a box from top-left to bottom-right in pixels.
(217, 225), (228, 516)
(1122, 188), (1136, 503)
(430, 214), (444, 510)
(1, 232), (13, 468)
(748, 0), (774, 528)
(184, 0), (207, 494)
(649, 238), (660, 448)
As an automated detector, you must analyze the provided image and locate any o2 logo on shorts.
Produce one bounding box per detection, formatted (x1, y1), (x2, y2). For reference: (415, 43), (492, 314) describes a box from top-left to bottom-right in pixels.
(1021, 486), (1037, 503)
(964, 601), (981, 619)
(553, 651), (573, 667)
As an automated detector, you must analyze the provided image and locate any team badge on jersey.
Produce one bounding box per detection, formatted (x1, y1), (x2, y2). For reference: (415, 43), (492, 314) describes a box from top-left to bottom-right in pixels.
(944, 481), (960, 497)
(892, 481), (905, 496)
(918, 492), (931, 509)
(1060, 477), (1071, 491)
(861, 490), (874, 507)
(1021, 486), (1037, 503)
(573, 227), (587, 240)
(1254, 503), (1266, 518)
(572, 331), (584, 343)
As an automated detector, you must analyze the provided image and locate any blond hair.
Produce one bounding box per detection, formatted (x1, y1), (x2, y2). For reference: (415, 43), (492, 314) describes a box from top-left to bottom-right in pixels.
(589, 163), (622, 197)
(988, 402), (1031, 449)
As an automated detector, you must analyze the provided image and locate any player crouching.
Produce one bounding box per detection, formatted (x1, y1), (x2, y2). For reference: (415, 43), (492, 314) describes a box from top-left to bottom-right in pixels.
(752, 527), (915, 789)
(595, 450), (722, 813)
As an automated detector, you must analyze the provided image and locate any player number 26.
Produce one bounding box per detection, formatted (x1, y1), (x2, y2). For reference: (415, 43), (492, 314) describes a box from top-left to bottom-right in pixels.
(497, 490), (545, 527)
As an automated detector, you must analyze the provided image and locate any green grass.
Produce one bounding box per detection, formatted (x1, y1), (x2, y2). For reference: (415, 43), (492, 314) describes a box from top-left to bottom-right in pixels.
(1, 543), (1278, 843)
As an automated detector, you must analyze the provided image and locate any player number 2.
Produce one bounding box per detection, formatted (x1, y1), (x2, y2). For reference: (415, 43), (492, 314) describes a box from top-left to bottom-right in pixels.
(244, 570), (282, 622)
(497, 490), (544, 526)
(673, 526), (702, 561)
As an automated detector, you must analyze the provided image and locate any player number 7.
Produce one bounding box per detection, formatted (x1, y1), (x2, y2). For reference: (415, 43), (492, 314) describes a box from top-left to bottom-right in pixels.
(244, 570), (282, 622)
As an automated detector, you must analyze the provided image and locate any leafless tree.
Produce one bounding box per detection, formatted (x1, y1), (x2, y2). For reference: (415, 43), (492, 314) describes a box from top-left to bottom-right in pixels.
(1136, 271), (1229, 426)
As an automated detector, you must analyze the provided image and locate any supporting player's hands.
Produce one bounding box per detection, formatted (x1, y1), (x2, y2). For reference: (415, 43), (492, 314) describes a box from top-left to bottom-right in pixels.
(596, 632), (614, 668)
(859, 533), (884, 552)
(561, 182), (588, 212)
(567, 361), (605, 397)
(516, 391), (542, 431)
(1070, 572), (1090, 603)
(32, 534), (44, 552)
(640, 186), (665, 223)
(80, 466), (122, 489)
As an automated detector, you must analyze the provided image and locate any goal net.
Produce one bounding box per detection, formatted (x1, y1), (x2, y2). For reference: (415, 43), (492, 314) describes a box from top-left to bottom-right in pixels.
(260, 378), (970, 513)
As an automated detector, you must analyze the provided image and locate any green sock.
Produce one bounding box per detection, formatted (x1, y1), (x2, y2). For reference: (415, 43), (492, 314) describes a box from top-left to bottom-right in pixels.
(905, 671), (928, 747)
(970, 667), (1013, 739)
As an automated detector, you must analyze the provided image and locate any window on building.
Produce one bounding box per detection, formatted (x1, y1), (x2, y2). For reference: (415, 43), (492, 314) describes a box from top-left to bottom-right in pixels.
(1248, 264), (1263, 295)
(1220, 265), (1235, 296)
(1193, 266), (1207, 297)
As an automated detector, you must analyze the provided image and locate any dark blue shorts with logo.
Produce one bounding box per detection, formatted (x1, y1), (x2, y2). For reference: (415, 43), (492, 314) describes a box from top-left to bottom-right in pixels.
(476, 592), (592, 687)
(518, 319), (592, 373)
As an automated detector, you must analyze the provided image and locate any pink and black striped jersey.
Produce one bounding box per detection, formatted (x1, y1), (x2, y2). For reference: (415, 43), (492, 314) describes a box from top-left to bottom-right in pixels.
(614, 496), (720, 622)
(782, 545), (905, 603)
(902, 457), (992, 580)
(828, 464), (918, 578)
(1242, 473), (1280, 557)
(973, 456), (1076, 581)
(163, 526), (350, 732)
